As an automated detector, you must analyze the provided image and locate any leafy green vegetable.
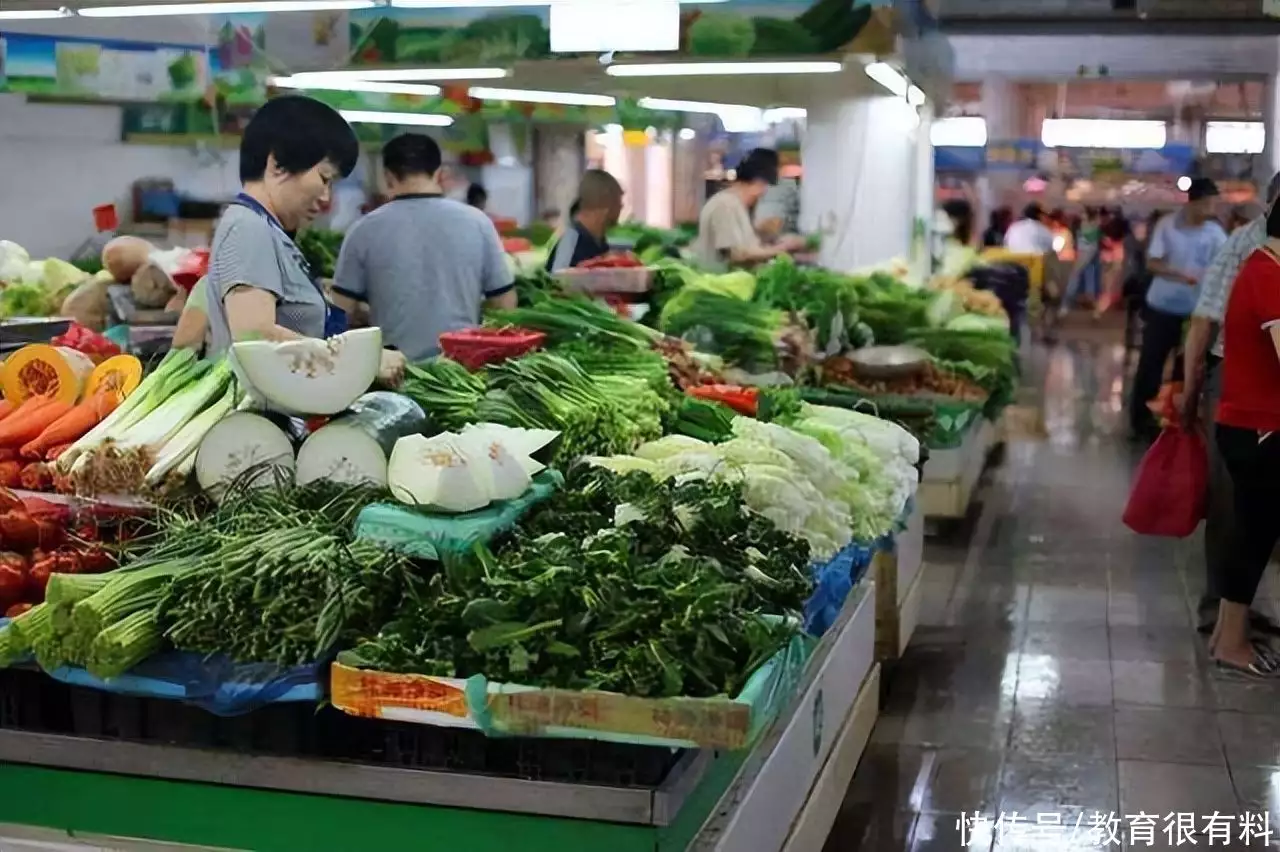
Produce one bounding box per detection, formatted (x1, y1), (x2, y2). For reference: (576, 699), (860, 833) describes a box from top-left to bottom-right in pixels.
(346, 468), (810, 698)
(687, 12), (756, 57)
(0, 283), (54, 318)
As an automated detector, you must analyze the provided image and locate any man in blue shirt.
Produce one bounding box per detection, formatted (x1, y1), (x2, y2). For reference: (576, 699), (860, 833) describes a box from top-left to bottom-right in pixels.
(1129, 178), (1227, 437)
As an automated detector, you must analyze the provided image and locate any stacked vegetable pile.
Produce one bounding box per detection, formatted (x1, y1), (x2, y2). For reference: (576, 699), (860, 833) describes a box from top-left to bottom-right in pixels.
(0, 240), (97, 319)
(344, 466), (810, 698)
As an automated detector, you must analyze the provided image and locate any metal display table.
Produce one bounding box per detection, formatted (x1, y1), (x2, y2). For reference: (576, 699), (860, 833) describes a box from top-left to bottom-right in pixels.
(0, 586), (879, 852)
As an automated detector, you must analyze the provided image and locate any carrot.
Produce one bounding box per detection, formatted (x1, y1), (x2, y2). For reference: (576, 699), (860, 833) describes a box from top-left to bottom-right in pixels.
(0, 397), (72, 449)
(20, 391), (119, 460)
(44, 443), (73, 462)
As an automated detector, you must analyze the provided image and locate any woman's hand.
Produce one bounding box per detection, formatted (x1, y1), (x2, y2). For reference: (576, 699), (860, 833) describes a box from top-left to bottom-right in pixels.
(378, 349), (407, 387)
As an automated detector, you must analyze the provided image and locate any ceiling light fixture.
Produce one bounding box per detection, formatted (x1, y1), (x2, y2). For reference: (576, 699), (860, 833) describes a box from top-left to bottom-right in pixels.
(907, 85), (925, 107)
(79, 0), (376, 16)
(391, 0), (723, 6)
(638, 97), (765, 133)
(930, 116), (987, 148)
(865, 61), (908, 98)
(270, 76), (442, 97)
(607, 60), (842, 77)
(339, 109), (453, 127)
(0, 7), (72, 19)
(282, 68), (508, 84)
(1041, 118), (1166, 149)
(469, 86), (614, 107)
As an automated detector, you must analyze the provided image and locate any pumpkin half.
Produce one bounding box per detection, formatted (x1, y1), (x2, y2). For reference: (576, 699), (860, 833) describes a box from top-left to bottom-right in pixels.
(86, 354), (142, 399)
(1, 345), (95, 405)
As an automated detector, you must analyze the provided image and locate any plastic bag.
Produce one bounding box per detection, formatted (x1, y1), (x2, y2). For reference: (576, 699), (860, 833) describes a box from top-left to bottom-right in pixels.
(1123, 427), (1207, 537)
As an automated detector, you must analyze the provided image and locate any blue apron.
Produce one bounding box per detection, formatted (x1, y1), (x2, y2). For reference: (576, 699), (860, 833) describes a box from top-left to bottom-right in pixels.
(231, 193), (348, 338)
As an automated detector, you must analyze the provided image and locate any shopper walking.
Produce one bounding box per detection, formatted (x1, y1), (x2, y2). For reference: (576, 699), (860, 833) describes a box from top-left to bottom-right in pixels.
(545, 170), (624, 273)
(331, 133), (516, 362)
(1204, 201), (1280, 676)
(1180, 174), (1280, 637)
(982, 207), (1012, 248)
(1004, 203), (1055, 255)
(1128, 179), (1226, 439)
(205, 96), (405, 385)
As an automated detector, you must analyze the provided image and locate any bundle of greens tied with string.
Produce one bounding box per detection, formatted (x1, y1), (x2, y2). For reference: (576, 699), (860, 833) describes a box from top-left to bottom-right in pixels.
(343, 466), (813, 699)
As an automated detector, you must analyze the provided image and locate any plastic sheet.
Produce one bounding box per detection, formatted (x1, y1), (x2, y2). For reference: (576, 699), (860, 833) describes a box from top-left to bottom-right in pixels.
(42, 652), (323, 716)
(803, 541), (875, 637)
(353, 470), (564, 560)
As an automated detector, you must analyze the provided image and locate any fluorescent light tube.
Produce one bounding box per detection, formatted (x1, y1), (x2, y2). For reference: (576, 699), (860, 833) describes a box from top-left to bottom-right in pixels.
(80, 1), (375, 16)
(0, 8), (71, 19)
(907, 85), (925, 107)
(638, 97), (764, 133)
(270, 76), (442, 97)
(1205, 120), (1265, 154)
(1041, 118), (1166, 149)
(930, 116), (987, 148)
(339, 110), (453, 127)
(865, 62), (907, 98)
(607, 60), (841, 77)
(469, 87), (614, 107)
(283, 68), (508, 84)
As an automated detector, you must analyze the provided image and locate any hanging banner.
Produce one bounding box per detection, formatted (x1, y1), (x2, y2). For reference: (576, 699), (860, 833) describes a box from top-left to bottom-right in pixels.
(934, 146), (985, 173)
(1055, 143), (1196, 177)
(347, 0), (875, 66)
(0, 31), (212, 101)
(984, 139), (1041, 172)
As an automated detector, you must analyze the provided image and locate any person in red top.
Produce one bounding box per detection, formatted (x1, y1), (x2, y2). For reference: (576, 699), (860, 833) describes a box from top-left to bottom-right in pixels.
(1212, 202), (1280, 677)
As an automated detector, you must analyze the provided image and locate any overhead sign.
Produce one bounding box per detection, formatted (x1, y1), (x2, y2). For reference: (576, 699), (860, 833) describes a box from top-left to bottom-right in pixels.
(550, 0), (680, 53)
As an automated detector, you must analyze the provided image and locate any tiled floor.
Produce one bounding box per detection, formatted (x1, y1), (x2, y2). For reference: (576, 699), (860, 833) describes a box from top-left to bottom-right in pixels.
(824, 333), (1280, 851)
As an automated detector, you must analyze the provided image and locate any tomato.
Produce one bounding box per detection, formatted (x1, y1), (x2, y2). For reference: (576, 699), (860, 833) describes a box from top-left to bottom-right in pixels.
(0, 552), (28, 608)
(0, 510), (38, 551)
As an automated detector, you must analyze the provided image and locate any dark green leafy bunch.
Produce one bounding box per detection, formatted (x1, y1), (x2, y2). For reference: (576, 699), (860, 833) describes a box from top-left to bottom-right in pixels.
(486, 291), (657, 351)
(671, 396), (736, 443)
(401, 358), (485, 432)
(297, 229), (343, 279)
(153, 480), (423, 667)
(660, 290), (781, 370)
(512, 268), (560, 306)
(905, 328), (1019, 418)
(347, 468), (811, 698)
(753, 255), (861, 351)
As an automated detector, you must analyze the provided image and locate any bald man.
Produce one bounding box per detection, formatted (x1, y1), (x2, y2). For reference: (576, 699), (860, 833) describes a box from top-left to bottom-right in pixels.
(546, 169), (623, 272)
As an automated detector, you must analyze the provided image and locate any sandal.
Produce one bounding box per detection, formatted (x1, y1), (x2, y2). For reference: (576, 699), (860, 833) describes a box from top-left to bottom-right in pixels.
(1214, 647), (1280, 680)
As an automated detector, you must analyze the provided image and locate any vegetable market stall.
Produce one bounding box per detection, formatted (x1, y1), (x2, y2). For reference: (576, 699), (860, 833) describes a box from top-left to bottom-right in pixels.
(916, 415), (999, 521)
(0, 277), (924, 849)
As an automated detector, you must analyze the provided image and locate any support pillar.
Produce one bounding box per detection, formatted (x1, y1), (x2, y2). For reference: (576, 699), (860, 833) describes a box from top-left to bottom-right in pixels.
(977, 77), (1027, 216)
(1262, 73), (1280, 188)
(800, 93), (921, 272)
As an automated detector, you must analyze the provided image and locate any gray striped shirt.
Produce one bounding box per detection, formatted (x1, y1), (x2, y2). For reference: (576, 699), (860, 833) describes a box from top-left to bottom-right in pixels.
(206, 204), (327, 355)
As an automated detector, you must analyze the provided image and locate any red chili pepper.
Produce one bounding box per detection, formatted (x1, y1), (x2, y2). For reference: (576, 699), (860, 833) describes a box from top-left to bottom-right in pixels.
(687, 384), (759, 417)
(4, 602), (33, 619)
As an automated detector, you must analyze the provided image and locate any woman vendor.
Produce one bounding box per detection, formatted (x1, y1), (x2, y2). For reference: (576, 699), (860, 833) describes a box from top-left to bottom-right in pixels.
(206, 96), (405, 385)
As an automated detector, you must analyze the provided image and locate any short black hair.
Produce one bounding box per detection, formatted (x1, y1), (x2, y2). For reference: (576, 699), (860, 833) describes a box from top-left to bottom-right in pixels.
(736, 155), (779, 186)
(466, 183), (488, 207)
(382, 133), (443, 180)
(1187, 177), (1219, 202)
(1022, 203), (1044, 221)
(240, 96), (358, 183)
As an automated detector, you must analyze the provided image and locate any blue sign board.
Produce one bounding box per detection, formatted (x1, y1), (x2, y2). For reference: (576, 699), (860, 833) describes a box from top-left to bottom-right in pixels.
(934, 146), (986, 173)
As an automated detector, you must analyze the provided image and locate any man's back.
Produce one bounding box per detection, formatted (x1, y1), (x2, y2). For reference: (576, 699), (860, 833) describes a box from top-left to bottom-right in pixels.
(1005, 218), (1053, 254)
(334, 195), (512, 362)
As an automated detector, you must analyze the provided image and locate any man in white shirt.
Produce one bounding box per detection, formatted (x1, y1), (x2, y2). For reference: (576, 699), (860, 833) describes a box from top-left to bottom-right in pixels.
(1004, 203), (1056, 255)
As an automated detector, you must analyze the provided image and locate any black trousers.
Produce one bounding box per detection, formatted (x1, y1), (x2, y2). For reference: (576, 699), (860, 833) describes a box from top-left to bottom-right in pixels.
(1130, 306), (1186, 432)
(1199, 361), (1235, 613)
(1216, 425), (1280, 606)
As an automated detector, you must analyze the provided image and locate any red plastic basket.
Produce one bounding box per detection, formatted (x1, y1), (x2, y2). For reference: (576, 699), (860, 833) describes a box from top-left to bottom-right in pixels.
(439, 327), (546, 371)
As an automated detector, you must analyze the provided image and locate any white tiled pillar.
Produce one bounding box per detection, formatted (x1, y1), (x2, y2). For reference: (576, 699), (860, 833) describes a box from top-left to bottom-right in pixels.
(800, 93), (921, 272)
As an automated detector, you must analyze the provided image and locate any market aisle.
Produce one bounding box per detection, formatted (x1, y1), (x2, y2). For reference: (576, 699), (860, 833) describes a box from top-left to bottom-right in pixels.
(824, 333), (1280, 852)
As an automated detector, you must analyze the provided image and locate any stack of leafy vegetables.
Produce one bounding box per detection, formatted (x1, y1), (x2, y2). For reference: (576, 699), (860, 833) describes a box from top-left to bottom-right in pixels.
(296, 229), (343, 280)
(753, 256), (866, 351)
(905, 328), (1018, 418)
(486, 291), (658, 351)
(344, 467), (809, 698)
(660, 289), (782, 371)
(154, 481), (419, 668)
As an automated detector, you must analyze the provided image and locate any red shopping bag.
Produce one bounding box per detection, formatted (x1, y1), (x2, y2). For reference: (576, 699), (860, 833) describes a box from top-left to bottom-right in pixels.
(1122, 427), (1208, 537)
